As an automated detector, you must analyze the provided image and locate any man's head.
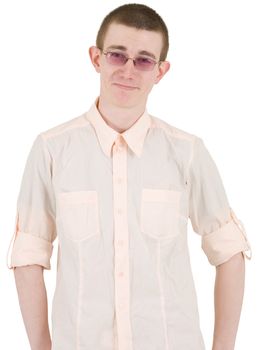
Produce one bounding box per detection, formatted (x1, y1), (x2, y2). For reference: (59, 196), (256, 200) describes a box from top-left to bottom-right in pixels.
(89, 4), (170, 109)
(96, 3), (169, 62)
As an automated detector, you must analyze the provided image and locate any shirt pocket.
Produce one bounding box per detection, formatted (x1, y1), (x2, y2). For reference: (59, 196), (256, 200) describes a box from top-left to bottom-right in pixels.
(57, 190), (100, 241)
(140, 188), (181, 240)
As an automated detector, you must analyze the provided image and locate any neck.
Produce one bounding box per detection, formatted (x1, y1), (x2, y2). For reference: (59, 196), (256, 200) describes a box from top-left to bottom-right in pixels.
(97, 96), (146, 133)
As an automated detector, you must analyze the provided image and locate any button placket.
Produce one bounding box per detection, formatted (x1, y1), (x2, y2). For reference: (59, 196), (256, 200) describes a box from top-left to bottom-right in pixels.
(112, 134), (133, 350)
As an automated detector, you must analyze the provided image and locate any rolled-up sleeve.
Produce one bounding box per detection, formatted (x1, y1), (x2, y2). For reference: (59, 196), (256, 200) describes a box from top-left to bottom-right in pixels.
(188, 136), (252, 266)
(7, 134), (56, 270)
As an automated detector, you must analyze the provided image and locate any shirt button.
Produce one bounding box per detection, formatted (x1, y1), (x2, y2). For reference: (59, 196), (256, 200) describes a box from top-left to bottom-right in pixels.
(118, 272), (124, 278)
(116, 138), (124, 149)
(117, 303), (123, 311)
(117, 240), (124, 246)
(116, 177), (122, 184)
(117, 208), (122, 215)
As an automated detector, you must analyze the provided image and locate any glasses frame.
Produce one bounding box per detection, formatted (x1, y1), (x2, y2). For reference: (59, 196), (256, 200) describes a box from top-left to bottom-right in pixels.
(97, 47), (163, 71)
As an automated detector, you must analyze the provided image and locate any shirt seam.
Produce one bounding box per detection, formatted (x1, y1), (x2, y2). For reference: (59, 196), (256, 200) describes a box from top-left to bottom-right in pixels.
(41, 114), (90, 140)
(186, 135), (199, 187)
(39, 133), (57, 242)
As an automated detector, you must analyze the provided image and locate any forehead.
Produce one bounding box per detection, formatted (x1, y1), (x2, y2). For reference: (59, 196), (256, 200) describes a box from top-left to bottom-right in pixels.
(103, 22), (163, 58)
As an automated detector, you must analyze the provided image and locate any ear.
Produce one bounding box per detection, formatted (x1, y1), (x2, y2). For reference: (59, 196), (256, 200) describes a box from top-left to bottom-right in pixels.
(88, 46), (101, 73)
(154, 61), (170, 84)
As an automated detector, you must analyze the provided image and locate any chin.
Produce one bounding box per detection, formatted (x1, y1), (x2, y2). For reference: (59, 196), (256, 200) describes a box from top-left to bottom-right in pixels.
(111, 92), (138, 108)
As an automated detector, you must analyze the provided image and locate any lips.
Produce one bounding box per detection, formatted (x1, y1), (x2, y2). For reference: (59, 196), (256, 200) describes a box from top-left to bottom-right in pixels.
(113, 83), (138, 90)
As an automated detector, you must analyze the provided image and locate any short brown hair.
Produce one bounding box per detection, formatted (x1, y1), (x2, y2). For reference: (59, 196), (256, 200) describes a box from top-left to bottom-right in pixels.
(96, 3), (169, 61)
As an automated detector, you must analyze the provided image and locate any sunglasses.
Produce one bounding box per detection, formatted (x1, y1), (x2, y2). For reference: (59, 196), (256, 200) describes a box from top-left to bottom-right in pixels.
(98, 48), (162, 71)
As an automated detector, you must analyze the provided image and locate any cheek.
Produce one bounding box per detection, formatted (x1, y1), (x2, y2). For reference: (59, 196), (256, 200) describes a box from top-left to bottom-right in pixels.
(100, 72), (113, 91)
(141, 75), (156, 92)
(99, 65), (115, 83)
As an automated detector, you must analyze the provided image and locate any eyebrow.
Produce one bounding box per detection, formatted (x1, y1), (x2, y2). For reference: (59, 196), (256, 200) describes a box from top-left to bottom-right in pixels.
(105, 45), (157, 60)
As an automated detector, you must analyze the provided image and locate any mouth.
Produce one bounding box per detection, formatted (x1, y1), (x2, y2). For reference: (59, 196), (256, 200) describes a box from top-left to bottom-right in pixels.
(113, 83), (138, 91)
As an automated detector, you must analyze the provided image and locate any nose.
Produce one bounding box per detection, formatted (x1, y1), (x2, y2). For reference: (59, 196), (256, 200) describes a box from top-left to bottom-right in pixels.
(120, 58), (136, 77)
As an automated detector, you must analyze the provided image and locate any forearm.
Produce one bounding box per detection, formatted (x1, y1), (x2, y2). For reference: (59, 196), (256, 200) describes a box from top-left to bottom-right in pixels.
(13, 265), (51, 350)
(212, 252), (245, 350)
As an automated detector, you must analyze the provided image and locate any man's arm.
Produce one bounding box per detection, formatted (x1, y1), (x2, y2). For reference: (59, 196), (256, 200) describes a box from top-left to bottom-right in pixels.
(13, 265), (52, 350)
(212, 252), (245, 350)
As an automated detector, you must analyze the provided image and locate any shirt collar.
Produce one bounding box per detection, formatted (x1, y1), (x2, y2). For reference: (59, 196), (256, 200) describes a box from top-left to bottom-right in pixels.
(86, 98), (152, 158)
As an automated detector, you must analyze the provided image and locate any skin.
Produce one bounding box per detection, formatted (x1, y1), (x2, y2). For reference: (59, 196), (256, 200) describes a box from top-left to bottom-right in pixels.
(212, 252), (245, 350)
(14, 22), (245, 350)
(14, 265), (51, 350)
(89, 22), (170, 132)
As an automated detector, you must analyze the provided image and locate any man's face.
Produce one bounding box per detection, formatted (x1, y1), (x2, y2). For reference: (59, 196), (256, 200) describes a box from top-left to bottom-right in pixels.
(89, 23), (170, 109)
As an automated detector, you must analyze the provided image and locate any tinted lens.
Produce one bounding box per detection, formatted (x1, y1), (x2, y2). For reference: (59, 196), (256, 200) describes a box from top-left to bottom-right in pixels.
(104, 51), (157, 71)
(134, 57), (156, 71)
(106, 52), (127, 65)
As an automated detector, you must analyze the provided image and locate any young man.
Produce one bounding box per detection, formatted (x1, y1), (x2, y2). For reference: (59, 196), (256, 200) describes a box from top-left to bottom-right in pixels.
(7, 4), (251, 350)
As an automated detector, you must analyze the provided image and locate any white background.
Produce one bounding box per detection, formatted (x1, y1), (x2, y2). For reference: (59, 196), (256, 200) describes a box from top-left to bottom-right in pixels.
(1, 0), (256, 348)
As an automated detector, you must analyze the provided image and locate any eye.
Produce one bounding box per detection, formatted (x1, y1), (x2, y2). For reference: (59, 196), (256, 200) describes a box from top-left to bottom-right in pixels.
(109, 52), (126, 59)
(136, 57), (155, 65)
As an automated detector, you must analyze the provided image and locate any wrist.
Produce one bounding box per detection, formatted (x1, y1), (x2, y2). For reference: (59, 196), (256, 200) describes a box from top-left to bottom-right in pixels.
(31, 338), (51, 350)
(212, 339), (235, 350)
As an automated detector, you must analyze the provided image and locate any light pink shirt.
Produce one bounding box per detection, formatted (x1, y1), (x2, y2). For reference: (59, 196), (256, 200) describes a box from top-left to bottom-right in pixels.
(7, 98), (252, 350)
